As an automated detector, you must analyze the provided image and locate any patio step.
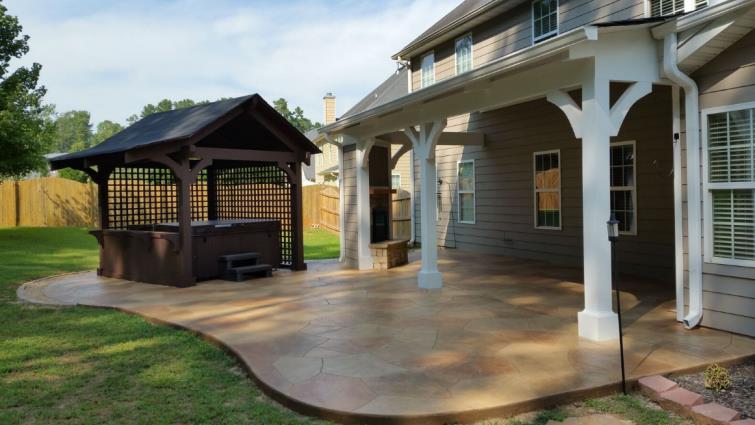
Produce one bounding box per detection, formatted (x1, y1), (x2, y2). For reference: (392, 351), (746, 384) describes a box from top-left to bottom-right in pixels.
(219, 252), (259, 264)
(225, 264), (273, 281)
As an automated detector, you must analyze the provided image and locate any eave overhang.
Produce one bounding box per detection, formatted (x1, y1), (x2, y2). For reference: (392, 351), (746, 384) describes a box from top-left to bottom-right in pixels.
(322, 26), (598, 139)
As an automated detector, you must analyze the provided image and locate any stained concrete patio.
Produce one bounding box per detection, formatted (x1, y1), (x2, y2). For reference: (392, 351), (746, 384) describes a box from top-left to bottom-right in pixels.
(18, 251), (755, 424)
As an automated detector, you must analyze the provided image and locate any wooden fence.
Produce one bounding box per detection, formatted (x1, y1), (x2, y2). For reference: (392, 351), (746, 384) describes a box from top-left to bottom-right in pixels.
(0, 177), (98, 227)
(0, 179), (413, 240)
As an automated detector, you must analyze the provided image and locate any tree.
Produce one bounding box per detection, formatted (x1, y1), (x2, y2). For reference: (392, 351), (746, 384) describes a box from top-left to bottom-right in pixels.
(127, 98), (209, 125)
(0, 2), (53, 180)
(52, 110), (91, 153)
(92, 120), (123, 145)
(272, 98), (321, 133)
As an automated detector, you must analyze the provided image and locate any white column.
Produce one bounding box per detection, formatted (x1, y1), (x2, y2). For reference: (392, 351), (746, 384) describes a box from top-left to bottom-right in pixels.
(578, 71), (619, 341)
(356, 138), (374, 270)
(405, 120), (446, 289)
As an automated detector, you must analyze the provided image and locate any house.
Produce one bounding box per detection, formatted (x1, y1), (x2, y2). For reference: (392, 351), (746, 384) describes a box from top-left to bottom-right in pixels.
(320, 0), (755, 340)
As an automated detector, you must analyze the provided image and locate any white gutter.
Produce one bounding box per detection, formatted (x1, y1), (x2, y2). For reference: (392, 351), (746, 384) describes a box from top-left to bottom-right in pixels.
(663, 33), (703, 329)
(652, 0), (755, 38)
(672, 86), (685, 323)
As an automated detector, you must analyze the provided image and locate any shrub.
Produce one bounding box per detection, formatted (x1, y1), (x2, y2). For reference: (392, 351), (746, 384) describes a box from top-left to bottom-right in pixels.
(704, 364), (731, 392)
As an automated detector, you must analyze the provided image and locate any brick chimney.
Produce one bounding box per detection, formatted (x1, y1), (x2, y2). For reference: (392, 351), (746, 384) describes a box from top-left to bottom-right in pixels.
(323, 93), (336, 125)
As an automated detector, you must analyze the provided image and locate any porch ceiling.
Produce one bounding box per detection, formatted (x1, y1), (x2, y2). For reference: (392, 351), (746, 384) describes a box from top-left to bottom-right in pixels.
(20, 251), (755, 424)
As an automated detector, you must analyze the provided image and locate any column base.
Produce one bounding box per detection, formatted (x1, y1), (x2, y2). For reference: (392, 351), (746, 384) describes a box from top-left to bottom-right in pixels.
(418, 270), (443, 289)
(578, 309), (619, 341)
(357, 256), (374, 271)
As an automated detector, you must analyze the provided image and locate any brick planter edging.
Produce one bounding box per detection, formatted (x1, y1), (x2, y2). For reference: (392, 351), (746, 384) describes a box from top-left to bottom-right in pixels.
(638, 375), (744, 425)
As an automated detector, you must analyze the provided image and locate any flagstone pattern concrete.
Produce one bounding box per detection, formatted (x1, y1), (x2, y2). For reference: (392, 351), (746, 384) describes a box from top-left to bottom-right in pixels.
(18, 251), (755, 424)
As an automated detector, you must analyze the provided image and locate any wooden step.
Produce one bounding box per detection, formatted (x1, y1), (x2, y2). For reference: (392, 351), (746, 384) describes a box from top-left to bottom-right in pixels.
(219, 252), (259, 263)
(224, 264), (273, 282)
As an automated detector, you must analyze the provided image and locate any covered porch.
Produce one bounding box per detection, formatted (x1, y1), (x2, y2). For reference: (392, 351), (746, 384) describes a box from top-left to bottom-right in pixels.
(20, 250), (755, 424)
(322, 4), (755, 342)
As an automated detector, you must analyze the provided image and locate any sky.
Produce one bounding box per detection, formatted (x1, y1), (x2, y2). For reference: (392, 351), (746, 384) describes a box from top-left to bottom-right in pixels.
(5, 0), (459, 126)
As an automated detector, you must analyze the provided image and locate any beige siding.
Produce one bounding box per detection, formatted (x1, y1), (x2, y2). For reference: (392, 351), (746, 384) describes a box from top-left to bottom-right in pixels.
(342, 147), (358, 268)
(410, 0), (645, 91)
(414, 86), (675, 281)
(686, 29), (755, 337)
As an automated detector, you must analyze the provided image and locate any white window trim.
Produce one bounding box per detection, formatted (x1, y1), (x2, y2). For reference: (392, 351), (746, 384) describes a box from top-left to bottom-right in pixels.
(457, 159), (476, 224)
(421, 51), (435, 89)
(702, 100), (755, 267)
(454, 33), (474, 76)
(533, 149), (562, 230)
(611, 140), (638, 236)
(532, 0), (559, 44)
(392, 173), (401, 189)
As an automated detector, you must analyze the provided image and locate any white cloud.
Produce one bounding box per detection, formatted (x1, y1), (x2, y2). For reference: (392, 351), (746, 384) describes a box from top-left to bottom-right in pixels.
(5, 0), (459, 125)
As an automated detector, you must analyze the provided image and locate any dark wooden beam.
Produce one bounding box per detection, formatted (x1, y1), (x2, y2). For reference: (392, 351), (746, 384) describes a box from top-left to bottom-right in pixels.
(192, 147), (298, 164)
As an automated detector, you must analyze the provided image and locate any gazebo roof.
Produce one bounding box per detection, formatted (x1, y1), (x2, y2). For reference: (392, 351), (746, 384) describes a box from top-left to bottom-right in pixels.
(50, 94), (320, 170)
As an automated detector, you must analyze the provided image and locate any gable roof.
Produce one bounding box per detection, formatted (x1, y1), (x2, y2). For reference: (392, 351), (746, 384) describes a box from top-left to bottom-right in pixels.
(50, 94), (319, 169)
(393, 0), (528, 60)
(342, 67), (409, 119)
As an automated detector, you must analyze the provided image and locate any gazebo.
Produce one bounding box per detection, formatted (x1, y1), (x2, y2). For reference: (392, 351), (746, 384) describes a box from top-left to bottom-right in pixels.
(49, 95), (320, 287)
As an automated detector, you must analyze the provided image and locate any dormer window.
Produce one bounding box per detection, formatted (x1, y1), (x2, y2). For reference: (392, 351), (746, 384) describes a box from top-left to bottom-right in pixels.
(455, 34), (473, 75)
(532, 0), (558, 43)
(421, 52), (435, 88)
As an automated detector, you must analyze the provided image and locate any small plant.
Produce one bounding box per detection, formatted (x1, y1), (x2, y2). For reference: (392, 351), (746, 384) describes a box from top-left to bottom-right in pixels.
(704, 363), (732, 391)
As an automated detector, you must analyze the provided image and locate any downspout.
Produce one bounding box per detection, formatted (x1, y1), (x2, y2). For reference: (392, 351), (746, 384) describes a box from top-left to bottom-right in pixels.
(672, 86), (685, 323)
(662, 33), (703, 329)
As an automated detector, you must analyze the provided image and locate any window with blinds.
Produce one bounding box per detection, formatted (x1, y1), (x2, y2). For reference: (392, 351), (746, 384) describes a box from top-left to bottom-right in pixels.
(707, 106), (755, 263)
(457, 160), (475, 224)
(455, 34), (473, 75)
(649, 0), (684, 16)
(533, 0), (559, 42)
(421, 52), (435, 89)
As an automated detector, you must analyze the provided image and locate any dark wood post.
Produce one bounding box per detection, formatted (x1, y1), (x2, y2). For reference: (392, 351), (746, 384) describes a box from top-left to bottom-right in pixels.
(175, 160), (195, 287)
(291, 161), (306, 270)
(206, 166), (217, 221)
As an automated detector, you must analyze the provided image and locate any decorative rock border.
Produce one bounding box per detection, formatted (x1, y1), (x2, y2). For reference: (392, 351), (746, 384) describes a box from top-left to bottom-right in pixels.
(639, 375), (749, 424)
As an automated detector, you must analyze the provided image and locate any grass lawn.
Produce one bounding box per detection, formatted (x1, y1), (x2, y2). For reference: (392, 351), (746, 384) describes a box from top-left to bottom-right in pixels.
(0, 227), (328, 425)
(303, 227), (340, 260)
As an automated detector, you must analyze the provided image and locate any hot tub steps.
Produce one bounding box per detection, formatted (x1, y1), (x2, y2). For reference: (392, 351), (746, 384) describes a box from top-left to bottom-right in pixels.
(226, 264), (273, 281)
(219, 252), (273, 281)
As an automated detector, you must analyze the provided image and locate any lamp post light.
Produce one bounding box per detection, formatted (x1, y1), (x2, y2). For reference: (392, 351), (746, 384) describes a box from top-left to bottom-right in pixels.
(607, 214), (627, 395)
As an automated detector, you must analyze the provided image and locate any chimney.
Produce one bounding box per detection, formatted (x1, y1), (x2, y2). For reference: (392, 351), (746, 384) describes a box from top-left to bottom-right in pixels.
(323, 93), (336, 125)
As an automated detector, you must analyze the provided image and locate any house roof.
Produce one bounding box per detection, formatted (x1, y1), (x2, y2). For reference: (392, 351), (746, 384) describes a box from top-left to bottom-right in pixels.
(50, 94), (320, 170)
(392, 0), (527, 60)
(342, 67), (409, 119)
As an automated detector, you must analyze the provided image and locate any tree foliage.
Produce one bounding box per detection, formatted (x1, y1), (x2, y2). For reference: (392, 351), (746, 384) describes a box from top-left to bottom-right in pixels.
(92, 120), (123, 145)
(52, 110), (91, 153)
(127, 98), (209, 125)
(0, 2), (53, 180)
(273, 98), (321, 133)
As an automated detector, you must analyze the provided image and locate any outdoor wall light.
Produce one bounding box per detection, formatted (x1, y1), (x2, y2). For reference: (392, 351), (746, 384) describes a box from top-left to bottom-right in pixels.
(607, 213), (626, 395)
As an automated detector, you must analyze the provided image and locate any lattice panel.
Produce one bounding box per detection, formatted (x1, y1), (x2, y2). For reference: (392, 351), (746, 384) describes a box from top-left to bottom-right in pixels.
(191, 169), (208, 221)
(214, 165), (294, 266)
(107, 167), (178, 229)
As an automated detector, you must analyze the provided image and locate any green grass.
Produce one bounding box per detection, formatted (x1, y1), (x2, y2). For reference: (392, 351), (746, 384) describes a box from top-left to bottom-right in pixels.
(505, 409), (569, 425)
(0, 227), (327, 425)
(582, 395), (686, 425)
(303, 228), (339, 260)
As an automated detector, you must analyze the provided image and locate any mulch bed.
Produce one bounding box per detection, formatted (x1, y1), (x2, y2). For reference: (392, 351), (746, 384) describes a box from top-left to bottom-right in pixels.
(673, 358), (754, 419)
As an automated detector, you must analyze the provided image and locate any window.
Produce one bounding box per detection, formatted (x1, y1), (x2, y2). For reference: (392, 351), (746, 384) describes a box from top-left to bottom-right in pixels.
(611, 141), (637, 235)
(532, 0), (558, 42)
(457, 160), (475, 224)
(391, 173), (401, 189)
(421, 52), (435, 88)
(704, 103), (755, 265)
(534, 150), (561, 229)
(455, 34), (473, 75)
(649, 0), (684, 16)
